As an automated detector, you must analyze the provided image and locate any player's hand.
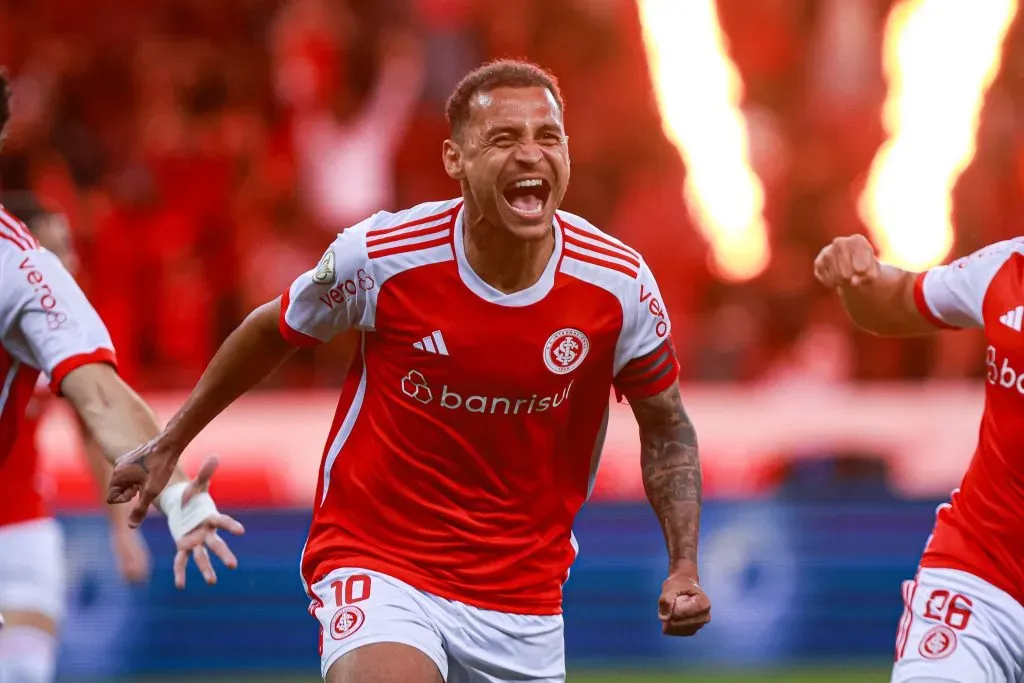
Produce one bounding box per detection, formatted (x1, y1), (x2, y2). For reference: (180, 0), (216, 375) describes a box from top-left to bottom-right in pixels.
(107, 436), (181, 527)
(166, 456), (245, 589)
(659, 565), (711, 637)
(111, 526), (151, 584)
(814, 234), (881, 288)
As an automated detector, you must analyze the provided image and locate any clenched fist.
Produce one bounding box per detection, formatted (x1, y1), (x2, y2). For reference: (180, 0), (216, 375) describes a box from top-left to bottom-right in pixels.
(814, 234), (881, 288)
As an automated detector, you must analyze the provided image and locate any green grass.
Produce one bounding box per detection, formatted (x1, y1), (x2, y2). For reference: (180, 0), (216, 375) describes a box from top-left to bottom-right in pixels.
(121, 667), (891, 683)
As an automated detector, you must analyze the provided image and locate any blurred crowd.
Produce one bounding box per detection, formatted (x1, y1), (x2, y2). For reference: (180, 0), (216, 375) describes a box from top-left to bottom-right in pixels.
(2, 0), (1020, 390)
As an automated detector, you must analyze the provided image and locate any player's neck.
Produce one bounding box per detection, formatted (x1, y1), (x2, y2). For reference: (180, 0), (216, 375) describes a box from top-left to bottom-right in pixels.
(462, 214), (554, 295)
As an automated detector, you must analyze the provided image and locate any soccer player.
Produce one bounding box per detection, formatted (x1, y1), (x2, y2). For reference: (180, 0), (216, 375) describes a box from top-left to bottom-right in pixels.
(0, 68), (244, 681)
(109, 60), (711, 683)
(815, 234), (1024, 683)
(0, 193), (152, 683)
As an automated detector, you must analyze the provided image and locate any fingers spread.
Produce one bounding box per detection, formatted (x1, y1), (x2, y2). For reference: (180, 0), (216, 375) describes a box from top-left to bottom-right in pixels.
(182, 456), (220, 506)
(173, 550), (188, 589)
(206, 533), (238, 570)
(194, 456), (220, 489)
(192, 545), (217, 585)
(212, 513), (245, 536)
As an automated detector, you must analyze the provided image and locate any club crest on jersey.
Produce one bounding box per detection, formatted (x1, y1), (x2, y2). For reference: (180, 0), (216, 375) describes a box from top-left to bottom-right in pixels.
(919, 624), (957, 660)
(312, 249), (336, 285)
(330, 606), (365, 640)
(543, 328), (590, 375)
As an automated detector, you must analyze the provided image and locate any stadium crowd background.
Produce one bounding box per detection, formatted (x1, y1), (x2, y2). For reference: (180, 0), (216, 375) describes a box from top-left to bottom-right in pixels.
(3, 0), (1015, 393)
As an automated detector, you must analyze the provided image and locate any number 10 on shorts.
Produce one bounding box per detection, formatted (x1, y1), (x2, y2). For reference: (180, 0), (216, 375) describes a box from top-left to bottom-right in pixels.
(332, 574), (372, 606)
(924, 589), (973, 630)
(326, 574), (373, 642)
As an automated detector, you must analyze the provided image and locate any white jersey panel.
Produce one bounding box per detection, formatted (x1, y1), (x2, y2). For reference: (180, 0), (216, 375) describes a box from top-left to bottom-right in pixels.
(282, 215), (379, 341)
(919, 239), (1024, 328)
(281, 200), (461, 343)
(0, 244), (114, 382)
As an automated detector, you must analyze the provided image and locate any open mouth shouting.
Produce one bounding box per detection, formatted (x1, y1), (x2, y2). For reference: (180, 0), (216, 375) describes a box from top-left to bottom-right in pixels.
(501, 177), (552, 221)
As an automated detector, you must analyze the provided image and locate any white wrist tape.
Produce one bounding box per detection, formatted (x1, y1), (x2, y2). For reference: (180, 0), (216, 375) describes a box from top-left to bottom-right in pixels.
(157, 482), (220, 543)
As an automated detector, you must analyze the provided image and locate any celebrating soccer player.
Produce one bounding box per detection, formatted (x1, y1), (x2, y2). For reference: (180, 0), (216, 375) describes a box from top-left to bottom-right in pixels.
(110, 60), (711, 682)
(0, 69), (244, 682)
(816, 234), (1024, 683)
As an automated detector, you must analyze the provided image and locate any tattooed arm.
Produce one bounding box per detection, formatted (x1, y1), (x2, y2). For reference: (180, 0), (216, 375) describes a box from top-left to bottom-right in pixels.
(629, 383), (711, 637)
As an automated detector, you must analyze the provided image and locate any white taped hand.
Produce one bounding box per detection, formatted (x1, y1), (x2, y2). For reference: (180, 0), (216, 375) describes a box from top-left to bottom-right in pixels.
(158, 481), (220, 543)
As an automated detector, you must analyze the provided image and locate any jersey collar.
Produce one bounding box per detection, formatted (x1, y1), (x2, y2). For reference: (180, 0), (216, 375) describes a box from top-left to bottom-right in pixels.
(452, 205), (562, 307)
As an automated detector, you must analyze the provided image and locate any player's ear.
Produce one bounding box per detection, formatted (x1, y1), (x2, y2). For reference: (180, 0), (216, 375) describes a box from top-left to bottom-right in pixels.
(442, 139), (466, 181)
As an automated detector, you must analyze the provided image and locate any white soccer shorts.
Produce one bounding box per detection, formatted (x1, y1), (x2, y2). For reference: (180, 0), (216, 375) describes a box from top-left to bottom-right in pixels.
(0, 518), (66, 622)
(309, 567), (565, 682)
(892, 567), (1024, 683)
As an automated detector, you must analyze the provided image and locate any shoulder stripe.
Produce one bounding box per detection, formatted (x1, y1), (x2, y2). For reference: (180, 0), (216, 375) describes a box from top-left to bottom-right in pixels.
(0, 219), (32, 252)
(560, 219), (640, 261)
(563, 240), (640, 278)
(563, 232), (640, 269)
(368, 232), (453, 260)
(0, 231), (29, 252)
(0, 209), (38, 249)
(366, 206), (458, 241)
(367, 218), (452, 249)
(561, 253), (638, 280)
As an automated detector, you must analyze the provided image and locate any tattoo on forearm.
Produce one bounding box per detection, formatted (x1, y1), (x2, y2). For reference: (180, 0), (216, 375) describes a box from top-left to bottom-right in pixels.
(633, 387), (702, 568)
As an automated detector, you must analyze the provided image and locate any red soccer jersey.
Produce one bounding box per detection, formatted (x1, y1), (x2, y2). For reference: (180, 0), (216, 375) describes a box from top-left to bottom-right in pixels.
(281, 199), (679, 615)
(0, 379), (51, 527)
(0, 205), (117, 521)
(914, 237), (1024, 607)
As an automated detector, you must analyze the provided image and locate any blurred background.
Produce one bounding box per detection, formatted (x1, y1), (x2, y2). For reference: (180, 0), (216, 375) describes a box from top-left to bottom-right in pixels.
(1, 0), (1018, 680)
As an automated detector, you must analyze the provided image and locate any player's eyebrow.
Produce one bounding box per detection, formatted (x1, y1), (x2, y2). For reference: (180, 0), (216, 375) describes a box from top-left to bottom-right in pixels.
(484, 122), (563, 139)
(484, 125), (523, 139)
(534, 122), (565, 137)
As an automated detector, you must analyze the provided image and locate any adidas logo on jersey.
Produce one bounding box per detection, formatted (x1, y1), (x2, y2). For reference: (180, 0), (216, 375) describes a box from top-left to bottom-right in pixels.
(1000, 306), (1023, 331)
(413, 330), (449, 356)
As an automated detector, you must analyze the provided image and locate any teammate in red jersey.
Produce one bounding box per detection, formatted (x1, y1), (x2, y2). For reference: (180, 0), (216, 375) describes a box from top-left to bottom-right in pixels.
(110, 60), (711, 683)
(816, 234), (1024, 682)
(0, 68), (244, 678)
(0, 193), (151, 683)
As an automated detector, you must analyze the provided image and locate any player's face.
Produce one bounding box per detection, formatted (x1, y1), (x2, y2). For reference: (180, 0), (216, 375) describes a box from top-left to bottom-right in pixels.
(34, 214), (79, 276)
(444, 86), (569, 241)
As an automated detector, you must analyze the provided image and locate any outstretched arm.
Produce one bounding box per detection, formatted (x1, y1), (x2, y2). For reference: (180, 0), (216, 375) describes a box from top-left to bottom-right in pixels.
(60, 362), (242, 587)
(814, 235), (935, 336)
(62, 363), (187, 487)
(815, 235), (1017, 335)
(76, 415), (151, 583)
(629, 384), (710, 637)
(107, 298), (295, 525)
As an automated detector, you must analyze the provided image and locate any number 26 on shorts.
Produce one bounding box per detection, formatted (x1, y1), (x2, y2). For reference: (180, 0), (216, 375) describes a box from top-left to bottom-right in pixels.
(923, 589), (974, 630)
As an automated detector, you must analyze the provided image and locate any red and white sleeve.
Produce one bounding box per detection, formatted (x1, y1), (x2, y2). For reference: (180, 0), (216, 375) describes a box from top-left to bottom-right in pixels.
(913, 239), (1023, 329)
(279, 217), (377, 346)
(0, 244), (116, 393)
(613, 260), (680, 399)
